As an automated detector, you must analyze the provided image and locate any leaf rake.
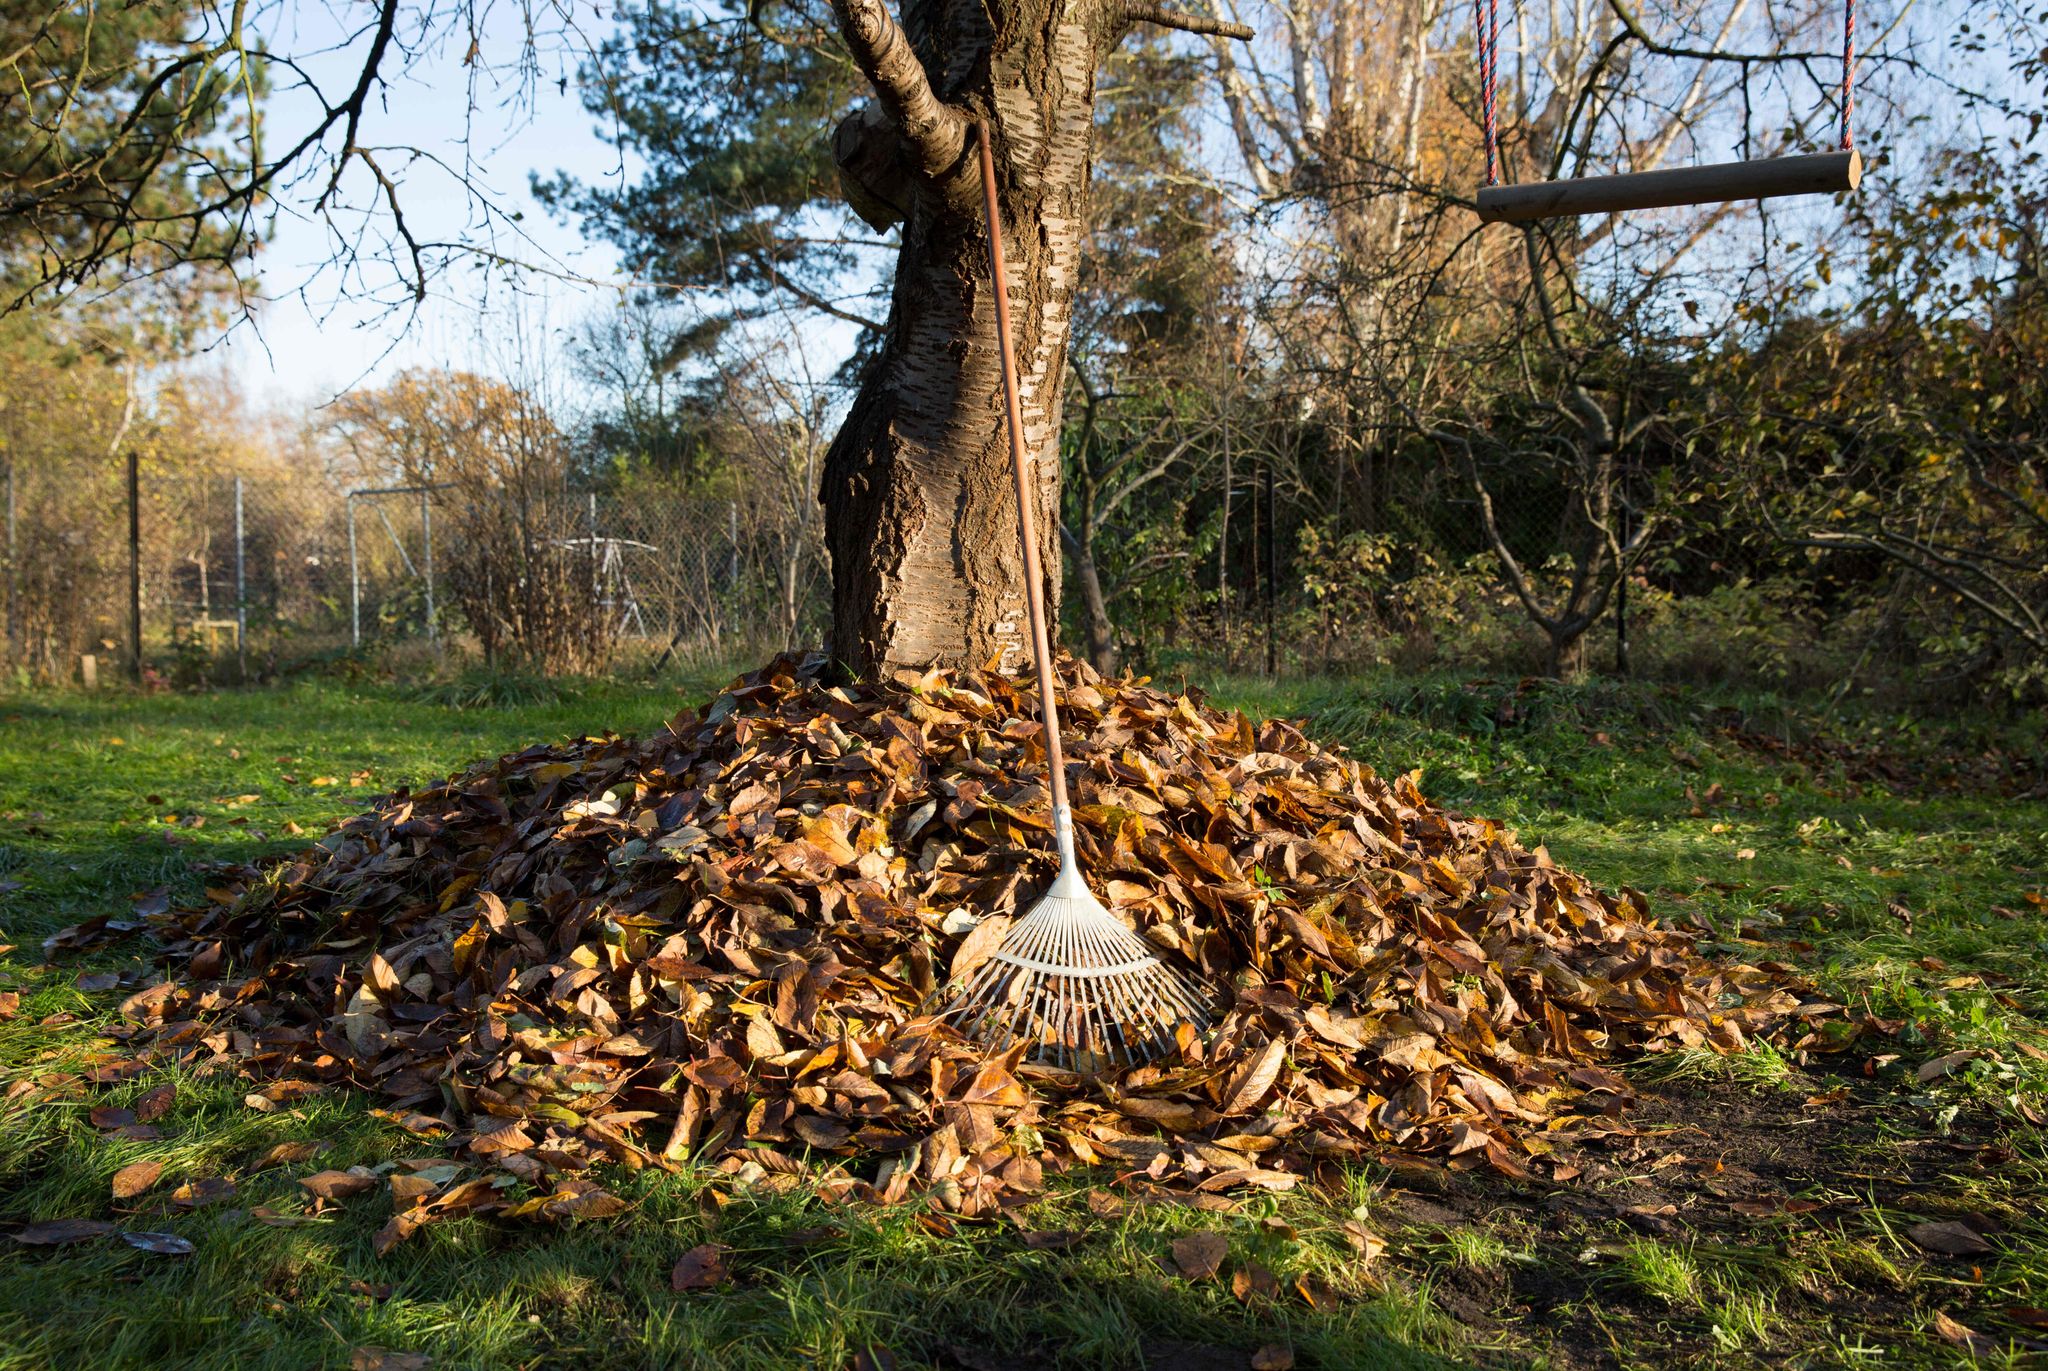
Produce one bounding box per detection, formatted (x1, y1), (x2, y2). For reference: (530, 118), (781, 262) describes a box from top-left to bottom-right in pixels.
(942, 123), (1212, 1071)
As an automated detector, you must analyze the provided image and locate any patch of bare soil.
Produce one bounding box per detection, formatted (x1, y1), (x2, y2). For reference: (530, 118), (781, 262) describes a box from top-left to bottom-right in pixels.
(1362, 1074), (2030, 1368)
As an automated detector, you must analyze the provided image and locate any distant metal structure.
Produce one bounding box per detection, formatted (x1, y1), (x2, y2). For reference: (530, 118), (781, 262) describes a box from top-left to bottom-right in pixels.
(558, 534), (660, 639)
(347, 483), (451, 649)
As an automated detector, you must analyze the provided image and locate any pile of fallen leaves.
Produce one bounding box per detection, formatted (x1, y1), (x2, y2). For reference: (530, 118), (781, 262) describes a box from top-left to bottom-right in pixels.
(99, 654), (1834, 1245)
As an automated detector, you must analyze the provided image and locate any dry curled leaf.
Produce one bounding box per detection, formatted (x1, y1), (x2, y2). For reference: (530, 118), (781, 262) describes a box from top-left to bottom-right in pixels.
(10, 1219), (116, 1246)
(1907, 1219), (1995, 1256)
(1232, 1263), (1280, 1303)
(948, 914), (1012, 982)
(300, 1169), (378, 1201)
(120, 1230), (195, 1256)
(1340, 1220), (1386, 1265)
(170, 1177), (235, 1209)
(1915, 1050), (1984, 1083)
(256, 1141), (328, 1169)
(1931, 1310), (1997, 1354)
(1219, 1039), (1287, 1116)
(132, 1082), (176, 1122)
(1172, 1231), (1228, 1281)
(671, 1242), (730, 1290)
(111, 1161), (164, 1200)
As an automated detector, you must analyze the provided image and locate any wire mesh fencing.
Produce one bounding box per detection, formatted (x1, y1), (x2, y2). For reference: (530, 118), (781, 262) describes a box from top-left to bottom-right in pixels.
(0, 437), (1751, 689)
(0, 462), (829, 686)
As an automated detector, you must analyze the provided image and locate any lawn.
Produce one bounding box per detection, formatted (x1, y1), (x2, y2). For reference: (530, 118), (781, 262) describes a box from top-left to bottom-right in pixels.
(1, 668), (2043, 1370)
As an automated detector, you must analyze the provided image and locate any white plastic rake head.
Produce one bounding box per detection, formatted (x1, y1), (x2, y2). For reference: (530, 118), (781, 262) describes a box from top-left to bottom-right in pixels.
(939, 123), (1214, 1071)
(942, 808), (1212, 1070)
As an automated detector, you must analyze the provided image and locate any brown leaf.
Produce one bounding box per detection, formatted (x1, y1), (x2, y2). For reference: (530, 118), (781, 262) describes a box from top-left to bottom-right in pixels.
(1294, 1274), (1341, 1309)
(948, 914), (1012, 981)
(1231, 1263), (1280, 1303)
(1219, 1039), (1286, 1116)
(1085, 1190), (1126, 1218)
(1171, 1231), (1227, 1281)
(389, 1174), (441, 1203)
(1339, 1220), (1386, 1264)
(111, 1161), (164, 1200)
(789, 1115), (852, 1150)
(132, 1082), (176, 1122)
(374, 1209), (429, 1256)
(171, 1177), (236, 1209)
(10, 1219), (116, 1246)
(541, 1185), (628, 1221)
(671, 1242), (730, 1290)
(300, 1169), (378, 1201)
(1907, 1219), (1995, 1256)
(1915, 1050), (1984, 1083)
(256, 1141), (329, 1169)
(1250, 1347), (1295, 1371)
(1931, 1310), (1997, 1354)
(961, 1061), (1028, 1109)
(120, 1230), (195, 1256)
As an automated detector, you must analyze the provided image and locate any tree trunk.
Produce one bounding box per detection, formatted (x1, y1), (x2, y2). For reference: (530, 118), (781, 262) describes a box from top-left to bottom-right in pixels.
(1547, 625), (1588, 680)
(821, 2), (1086, 678)
(1063, 523), (1118, 673)
(821, 0), (1250, 678)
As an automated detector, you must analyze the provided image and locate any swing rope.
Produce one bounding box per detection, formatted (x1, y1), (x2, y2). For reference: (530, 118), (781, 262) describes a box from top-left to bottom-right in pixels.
(1477, 0), (1501, 186)
(1474, 0), (1859, 184)
(1839, 0), (1855, 150)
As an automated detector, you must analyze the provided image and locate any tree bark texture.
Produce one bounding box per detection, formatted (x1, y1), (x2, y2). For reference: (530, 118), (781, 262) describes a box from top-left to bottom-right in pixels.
(822, 0), (1246, 677)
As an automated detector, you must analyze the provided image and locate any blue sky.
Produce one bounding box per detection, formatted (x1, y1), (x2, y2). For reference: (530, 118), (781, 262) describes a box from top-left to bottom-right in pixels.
(213, 1), (635, 409)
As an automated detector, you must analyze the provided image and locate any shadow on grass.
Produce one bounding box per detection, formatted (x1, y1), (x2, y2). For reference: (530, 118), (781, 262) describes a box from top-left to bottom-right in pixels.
(0, 1059), (1470, 1370)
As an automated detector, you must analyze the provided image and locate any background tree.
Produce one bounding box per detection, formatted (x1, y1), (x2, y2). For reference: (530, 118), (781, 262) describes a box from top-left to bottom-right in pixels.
(331, 369), (615, 672)
(1059, 34), (1240, 671)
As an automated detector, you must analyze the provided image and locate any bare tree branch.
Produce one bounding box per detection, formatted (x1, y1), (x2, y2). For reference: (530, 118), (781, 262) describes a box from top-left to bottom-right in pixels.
(1123, 3), (1254, 40)
(828, 0), (967, 178)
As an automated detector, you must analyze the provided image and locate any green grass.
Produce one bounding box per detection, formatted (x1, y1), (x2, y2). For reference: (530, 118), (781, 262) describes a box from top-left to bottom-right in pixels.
(2, 667), (2045, 1368)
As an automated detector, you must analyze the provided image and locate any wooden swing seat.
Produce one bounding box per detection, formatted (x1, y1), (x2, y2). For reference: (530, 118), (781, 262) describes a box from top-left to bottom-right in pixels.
(1476, 148), (1862, 224)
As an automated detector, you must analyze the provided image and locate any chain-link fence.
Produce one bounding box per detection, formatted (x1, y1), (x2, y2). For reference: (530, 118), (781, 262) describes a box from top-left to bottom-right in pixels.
(0, 433), (1801, 689)
(0, 460), (827, 686)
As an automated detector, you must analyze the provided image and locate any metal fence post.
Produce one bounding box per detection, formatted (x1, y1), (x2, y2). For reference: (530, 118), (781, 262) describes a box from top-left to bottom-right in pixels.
(233, 475), (248, 682)
(127, 452), (141, 683)
(420, 485), (436, 647)
(1615, 499), (1632, 677)
(1263, 454), (1277, 677)
(348, 493), (360, 649)
(3, 458), (16, 663)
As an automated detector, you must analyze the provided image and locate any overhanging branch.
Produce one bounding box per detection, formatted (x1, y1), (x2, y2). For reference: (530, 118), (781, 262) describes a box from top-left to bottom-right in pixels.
(828, 0), (966, 178)
(1123, 3), (1254, 40)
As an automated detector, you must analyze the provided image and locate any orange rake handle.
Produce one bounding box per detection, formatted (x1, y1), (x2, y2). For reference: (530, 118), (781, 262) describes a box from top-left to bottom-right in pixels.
(976, 120), (1071, 820)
